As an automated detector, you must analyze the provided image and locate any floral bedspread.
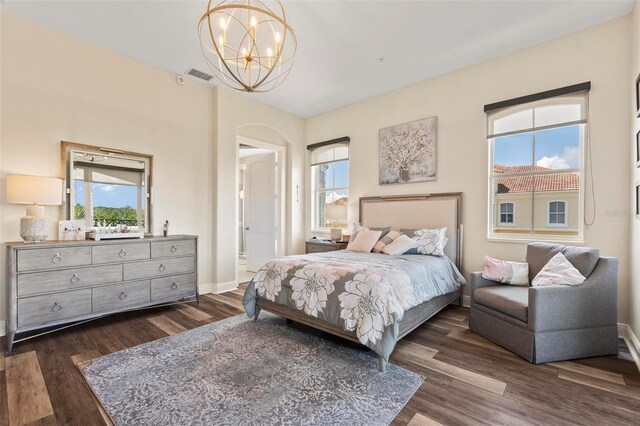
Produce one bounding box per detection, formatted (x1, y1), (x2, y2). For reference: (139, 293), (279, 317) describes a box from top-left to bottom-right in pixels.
(243, 251), (466, 361)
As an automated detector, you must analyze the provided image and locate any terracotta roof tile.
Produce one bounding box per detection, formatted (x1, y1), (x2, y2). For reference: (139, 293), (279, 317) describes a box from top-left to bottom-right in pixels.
(494, 164), (579, 193)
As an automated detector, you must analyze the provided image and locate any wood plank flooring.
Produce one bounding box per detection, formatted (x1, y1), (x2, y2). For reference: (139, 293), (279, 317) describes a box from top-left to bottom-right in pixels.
(1, 284), (639, 426)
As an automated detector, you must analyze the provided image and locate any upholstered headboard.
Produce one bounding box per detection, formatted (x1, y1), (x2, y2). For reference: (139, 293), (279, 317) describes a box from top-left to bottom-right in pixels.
(359, 193), (463, 270)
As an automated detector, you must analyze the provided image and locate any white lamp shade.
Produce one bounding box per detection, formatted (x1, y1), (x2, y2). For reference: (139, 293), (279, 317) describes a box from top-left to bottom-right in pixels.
(7, 175), (63, 205)
(325, 203), (347, 221)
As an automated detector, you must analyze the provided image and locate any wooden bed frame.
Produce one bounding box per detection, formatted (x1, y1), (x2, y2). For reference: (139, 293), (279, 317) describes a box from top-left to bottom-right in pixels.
(255, 192), (464, 372)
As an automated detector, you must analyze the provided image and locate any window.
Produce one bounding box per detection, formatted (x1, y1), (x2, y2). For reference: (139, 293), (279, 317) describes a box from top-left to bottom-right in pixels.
(309, 140), (349, 230)
(548, 201), (567, 226)
(486, 85), (588, 241)
(499, 202), (515, 225)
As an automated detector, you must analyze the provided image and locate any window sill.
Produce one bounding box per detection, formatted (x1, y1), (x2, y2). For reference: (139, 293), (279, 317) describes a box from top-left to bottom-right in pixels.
(487, 235), (584, 245)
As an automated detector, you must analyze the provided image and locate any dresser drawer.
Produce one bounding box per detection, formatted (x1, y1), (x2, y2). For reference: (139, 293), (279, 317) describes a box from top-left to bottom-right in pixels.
(123, 256), (195, 281)
(92, 242), (150, 264)
(18, 289), (92, 329)
(151, 273), (196, 302)
(92, 280), (151, 313)
(306, 243), (338, 254)
(17, 246), (92, 272)
(17, 264), (123, 297)
(151, 240), (196, 258)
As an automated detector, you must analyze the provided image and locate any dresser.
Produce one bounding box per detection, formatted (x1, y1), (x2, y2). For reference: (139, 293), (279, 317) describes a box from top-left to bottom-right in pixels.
(5, 235), (198, 352)
(305, 240), (348, 254)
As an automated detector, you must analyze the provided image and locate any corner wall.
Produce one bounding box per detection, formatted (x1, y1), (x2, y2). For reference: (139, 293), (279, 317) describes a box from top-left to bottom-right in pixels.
(304, 16), (632, 324)
(212, 87), (305, 291)
(629, 0), (640, 351)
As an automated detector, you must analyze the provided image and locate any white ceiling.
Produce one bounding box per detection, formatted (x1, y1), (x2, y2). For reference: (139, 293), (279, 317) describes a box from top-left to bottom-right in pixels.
(2, 1), (634, 118)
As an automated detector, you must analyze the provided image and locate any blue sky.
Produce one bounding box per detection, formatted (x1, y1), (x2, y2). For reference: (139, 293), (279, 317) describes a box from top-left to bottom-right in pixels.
(494, 124), (581, 169)
(75, 181), (138, 208)
(324, 160), (349, 189)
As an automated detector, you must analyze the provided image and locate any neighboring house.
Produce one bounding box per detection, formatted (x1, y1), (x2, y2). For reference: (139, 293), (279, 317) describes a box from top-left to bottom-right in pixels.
(493, 164), (580, 237)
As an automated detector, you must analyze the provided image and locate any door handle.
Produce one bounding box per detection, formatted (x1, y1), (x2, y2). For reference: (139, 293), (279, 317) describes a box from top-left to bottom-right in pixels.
(245, 227), (250, 230)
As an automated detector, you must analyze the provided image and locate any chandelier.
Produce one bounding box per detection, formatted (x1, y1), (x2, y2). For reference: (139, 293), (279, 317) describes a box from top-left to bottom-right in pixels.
(198, 0), (297, 93)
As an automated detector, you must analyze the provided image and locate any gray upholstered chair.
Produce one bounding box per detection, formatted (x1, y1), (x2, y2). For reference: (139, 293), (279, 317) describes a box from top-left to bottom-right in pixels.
(469, 242), (618, 364)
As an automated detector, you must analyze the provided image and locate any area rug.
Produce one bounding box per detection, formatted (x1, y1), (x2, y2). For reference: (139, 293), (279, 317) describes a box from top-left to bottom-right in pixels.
(78, 314), (423, 425)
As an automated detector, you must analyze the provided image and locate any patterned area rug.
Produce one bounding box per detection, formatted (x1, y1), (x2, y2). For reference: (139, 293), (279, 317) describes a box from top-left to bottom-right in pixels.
(79, 314), (423, 425)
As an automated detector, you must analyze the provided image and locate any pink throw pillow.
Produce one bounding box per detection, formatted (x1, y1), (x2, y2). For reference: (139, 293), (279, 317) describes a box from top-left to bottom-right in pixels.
(482, 256), (529, 285)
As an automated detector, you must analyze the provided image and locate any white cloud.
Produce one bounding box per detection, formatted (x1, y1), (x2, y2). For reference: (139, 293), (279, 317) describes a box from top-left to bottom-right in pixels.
(536, 156), (571, 170)
(98, 184), (115, 192)
(562, 146), (580, 168)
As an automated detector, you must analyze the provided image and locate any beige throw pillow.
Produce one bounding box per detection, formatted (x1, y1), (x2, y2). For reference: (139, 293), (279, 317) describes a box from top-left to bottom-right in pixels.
(347, 230), (382, 253)
(382, 234), (418, 256)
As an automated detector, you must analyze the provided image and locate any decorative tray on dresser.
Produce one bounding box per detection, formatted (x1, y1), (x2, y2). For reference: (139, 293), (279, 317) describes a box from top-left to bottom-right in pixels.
(5, 234), (198, 352)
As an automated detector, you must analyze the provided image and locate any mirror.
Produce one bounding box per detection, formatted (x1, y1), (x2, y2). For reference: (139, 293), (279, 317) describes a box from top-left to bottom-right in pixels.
(61, 142), (153, 234)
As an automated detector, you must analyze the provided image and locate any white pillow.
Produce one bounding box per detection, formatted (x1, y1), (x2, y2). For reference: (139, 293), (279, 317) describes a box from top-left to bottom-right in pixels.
(532, 253), (586, 287)
(482, 256), (529, 286)
(382, 234), (418, 256)
(346, 230), (382, 253)
(349, 223), (368, 243)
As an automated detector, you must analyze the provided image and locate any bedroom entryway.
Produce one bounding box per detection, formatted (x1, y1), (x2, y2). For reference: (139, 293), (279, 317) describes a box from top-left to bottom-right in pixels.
(237, 136), (285, 282)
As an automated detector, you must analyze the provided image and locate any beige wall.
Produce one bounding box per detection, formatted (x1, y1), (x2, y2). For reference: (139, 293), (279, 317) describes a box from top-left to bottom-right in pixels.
(305, 17), (632, 324)
(0, 12), (217, 330)
(630, 0), (640, 341)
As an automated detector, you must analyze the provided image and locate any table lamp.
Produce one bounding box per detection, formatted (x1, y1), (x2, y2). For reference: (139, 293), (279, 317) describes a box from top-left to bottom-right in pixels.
(325, 202), (347, 242)
(7, 174), (63, 243)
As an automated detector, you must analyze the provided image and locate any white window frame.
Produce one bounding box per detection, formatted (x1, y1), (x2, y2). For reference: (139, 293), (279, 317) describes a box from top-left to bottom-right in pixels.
(486, 90), (587, 243)
(498, 202), (515, 225)
(309, 143), (349, 233)
(547, 200), (568, 227)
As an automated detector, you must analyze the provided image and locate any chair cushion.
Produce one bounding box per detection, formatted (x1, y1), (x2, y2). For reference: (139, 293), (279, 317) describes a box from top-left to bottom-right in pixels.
(474, 286), (529, 322)
(526, 242), (599, 283)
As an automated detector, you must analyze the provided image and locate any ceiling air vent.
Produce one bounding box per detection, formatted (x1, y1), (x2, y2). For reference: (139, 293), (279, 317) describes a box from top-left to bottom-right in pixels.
(186, 68), (213, 82)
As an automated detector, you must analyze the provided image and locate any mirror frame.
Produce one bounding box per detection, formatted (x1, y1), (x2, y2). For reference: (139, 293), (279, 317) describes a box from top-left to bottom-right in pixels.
(61, 141), (153, 235)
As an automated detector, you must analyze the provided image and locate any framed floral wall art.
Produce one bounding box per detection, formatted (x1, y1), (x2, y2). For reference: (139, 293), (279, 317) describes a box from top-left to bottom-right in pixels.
(379, 116), (437, 185)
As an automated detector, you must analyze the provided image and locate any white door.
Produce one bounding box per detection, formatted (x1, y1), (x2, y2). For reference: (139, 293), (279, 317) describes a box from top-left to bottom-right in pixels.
(245, 152), (276, 272)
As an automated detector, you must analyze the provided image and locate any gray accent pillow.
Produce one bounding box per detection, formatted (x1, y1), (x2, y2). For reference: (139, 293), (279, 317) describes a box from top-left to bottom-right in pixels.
(526, 242), (599, 283)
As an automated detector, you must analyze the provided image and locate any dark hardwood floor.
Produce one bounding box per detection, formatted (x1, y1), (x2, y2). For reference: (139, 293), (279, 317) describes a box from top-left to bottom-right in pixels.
(1, 285), (639, 426)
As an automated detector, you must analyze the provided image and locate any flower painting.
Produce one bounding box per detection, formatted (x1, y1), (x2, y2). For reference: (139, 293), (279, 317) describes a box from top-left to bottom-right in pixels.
(379, 116), (437, 184)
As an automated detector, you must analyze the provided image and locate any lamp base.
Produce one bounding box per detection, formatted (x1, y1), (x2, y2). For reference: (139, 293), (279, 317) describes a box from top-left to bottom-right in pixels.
(20, 212), (49, 244)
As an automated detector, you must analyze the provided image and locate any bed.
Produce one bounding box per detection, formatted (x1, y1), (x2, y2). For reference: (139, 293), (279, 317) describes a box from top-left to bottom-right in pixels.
(243, 193), (466, 371)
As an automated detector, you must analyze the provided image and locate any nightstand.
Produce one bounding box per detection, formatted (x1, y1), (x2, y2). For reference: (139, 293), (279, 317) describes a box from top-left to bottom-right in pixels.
(305, 240), (348, 254)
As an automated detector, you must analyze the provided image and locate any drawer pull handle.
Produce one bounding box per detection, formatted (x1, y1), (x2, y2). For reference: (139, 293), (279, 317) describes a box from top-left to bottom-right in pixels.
(159, 264), (166, 272)
(170, 245), (178, 253)
(52, 253), (62, 264)
(119, 291), (128, 301)
(52, 302), (62, 312)
(119, 249), (128, 258)
(171, 282), (178, 290)
(71, 274), (80, 284)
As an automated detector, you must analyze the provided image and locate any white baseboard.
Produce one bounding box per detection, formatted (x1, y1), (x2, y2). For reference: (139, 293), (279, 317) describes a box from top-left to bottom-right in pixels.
(198, 282), (215, 295)
(199, 281), (238, 294)
(0, 320), (5, 337)
(213, 281), (238, 294)
(619, 323), (640, 373)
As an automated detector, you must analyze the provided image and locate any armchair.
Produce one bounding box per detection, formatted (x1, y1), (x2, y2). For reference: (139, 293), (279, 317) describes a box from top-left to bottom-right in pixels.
(469, 242), (618, 364)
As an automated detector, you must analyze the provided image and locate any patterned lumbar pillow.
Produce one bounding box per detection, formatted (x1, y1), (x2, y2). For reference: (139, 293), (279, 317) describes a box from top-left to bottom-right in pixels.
(532, 252), (586, 287)
(401, 227), (448, 256)
(382, 234), (418, 256)
(482, 256), (529, 286)
(373, 230), (402, 253)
